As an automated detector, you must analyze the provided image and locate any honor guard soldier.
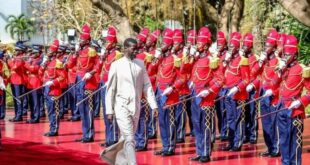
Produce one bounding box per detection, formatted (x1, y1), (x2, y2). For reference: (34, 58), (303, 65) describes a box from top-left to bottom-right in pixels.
(213, 31), (229, 141)
(135, 29), (161, 140)
(275, 35), (310, 165)
(99, 26), (122, 147)
(90, 40), (101, 118)
(186, 27), (222, 162)
(8, 41), (26, 122)
(66, 45), (80, 121)
(0, 50), (7, 120)
(134, 28), (153, 151)
(254, 29), (281, 157)
(67, 24), (98, 143)
(172, 29), (188, 143)
(149, 28), (186, 156)
(222, 32), (250, 151)
(183, 29), (197, 137)
(42, 39), (66, 137)
(57, 45), (69, 119)
(24, 45), (44, 123)
(146, 30), (161, 139)
(239, 33), (260, 144)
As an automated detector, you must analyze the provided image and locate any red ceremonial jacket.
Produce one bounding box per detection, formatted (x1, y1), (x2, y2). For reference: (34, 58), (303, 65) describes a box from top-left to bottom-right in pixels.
(276, 63), (310, 119)
(8, 55), (25, 85)
(67, 46), (98, 90)
(224, 55), (250, 101)
(148, 53), (186, 105)
(42, 57), (66, 96)
(24, 55), (43, 89)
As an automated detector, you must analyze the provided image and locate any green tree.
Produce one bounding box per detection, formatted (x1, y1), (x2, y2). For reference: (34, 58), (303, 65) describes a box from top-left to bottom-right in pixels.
(5, 14), (36, 41)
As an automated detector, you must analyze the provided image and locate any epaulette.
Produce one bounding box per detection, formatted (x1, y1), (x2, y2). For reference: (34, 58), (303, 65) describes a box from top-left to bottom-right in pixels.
(209, 56), (220, 69)
(239, 56), (249, 66)
(88, 47), (97, 57)
(301, 64), (310, 78)
(115, 50), (123, 60)
(182, 53), (189, 63)
(55, 59), (64, 69)
(144, 52), (154, 63)
(173, 55), (181, 68)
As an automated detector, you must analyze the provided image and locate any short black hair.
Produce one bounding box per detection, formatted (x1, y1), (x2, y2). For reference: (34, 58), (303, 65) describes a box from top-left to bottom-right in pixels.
(123, 38), (137, 48)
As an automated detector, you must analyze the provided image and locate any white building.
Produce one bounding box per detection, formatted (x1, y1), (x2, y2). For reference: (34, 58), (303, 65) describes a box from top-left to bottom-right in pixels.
(0, 0), (64, 45)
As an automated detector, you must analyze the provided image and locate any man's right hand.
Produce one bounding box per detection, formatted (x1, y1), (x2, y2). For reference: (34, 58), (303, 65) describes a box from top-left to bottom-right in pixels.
(107, 114), (113, 122)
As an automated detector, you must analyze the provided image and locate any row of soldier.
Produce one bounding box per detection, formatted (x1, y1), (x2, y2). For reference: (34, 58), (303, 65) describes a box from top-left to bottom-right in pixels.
(0, 24), (309, 164)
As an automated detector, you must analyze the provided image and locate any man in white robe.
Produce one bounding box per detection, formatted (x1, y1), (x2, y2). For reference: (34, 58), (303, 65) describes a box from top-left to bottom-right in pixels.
(100, 38), (158, 165)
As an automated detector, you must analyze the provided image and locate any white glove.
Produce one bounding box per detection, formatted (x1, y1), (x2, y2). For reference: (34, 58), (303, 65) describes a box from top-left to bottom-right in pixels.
(75, 42), (80, 52)
(263, 89), (273, 97)
(182, 46), (189, 56)
(227, 87), (238, 96)
(213, 50), (219, 57)
(100, 47), (106, 55)
(246, 84), (254, 92)
(41, 55), (48, 66)
(259, 51), (267, 62)
(44, 80), (54, 87)
(194, 52), (200, 58)
(188, 81), (194, 89)
(274, 50), (279, 57)
(197, 90), (210, 98)
(189, 46), (197, 56)
(224, 51), (232, 61)
(289, 100), (302, 109)
(82, 72), (92, 81)
(0, 76), (6, 90)
(278, 60), (286, 70)
(162, 87), (173, 96)
(239, 49), (245, 56)
(154, 48), (162, 59)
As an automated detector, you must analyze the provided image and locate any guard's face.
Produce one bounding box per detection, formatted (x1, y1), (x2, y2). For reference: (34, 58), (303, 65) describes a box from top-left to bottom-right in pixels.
(14, 49), (23, 55)
(217, 44), (225, 52)
(47, 50), (55, 57)
(79, 39), (89, 48)
(105, 41), (115, 50)
(197, 42), (207, 52)
(160, 43), (171, 53)
(137, 39), (144, 48)
(283, 52), (296, 66)
(264, 43), (275, 55)
(172, 42), (182, 53)
(242, 45), (251, 53)
(228, 44), (238, 55)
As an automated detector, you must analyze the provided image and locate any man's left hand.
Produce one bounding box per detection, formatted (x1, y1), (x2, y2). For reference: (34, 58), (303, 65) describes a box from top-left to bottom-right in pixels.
(153, 108), (158, 118)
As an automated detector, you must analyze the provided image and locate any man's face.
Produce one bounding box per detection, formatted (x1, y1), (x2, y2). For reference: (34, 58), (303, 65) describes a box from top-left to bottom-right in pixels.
(126, 42), (138, 59)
